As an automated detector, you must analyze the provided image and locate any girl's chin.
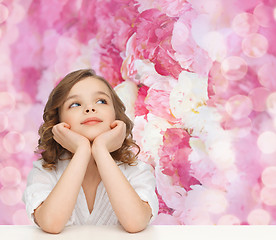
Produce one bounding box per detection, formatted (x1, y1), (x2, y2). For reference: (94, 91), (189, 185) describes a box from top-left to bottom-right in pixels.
(76, 128), (111, 142)
(84, 134), (100, 142)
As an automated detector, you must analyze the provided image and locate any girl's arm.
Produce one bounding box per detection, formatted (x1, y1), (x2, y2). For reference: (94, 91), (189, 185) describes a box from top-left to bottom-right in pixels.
(34, 123), (91, 234)
(92, 121), (152, 233)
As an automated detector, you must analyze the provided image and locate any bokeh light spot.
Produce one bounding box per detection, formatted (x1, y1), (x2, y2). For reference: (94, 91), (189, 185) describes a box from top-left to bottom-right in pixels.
(15, 92), (33, 114)
(258, 62), (276, 89)
(6, 111), (26, 132)
(217, 215), (241, 225)
(262, 166), (276, 188)
(260, 187), (276, 206)
(12, 209), (32, 225)
(221, 56), (248, 81)
(202, 31), (227, 61)
(254, 3), (274, 27)
(232, 12), (259, 37)
(0, 3), (9, 24)
(0, 112), (8, 132)
(249, 87), (270, 112)
(242, 33), (268, 58)
(223, 117), (252, 138)
(0, 166), (21, 187)
(22, 131), (39, 154)
(225, 95), (252, 120)
(266, 92), (276, 116)
(3, 131), (25, 154)
(0, 92), (16, 114)
(0, 187), (22, 206)
(247, 209), (271, 225)
(257, 131), (276, 154)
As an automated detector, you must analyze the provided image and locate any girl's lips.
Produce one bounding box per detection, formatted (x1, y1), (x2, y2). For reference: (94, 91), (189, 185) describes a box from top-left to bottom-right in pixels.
(81, 117), (103, 125)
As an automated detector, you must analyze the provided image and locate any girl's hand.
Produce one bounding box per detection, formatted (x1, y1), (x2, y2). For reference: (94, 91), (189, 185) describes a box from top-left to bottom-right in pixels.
(52, 122), (91, 154)
(92, 120), (126, 153)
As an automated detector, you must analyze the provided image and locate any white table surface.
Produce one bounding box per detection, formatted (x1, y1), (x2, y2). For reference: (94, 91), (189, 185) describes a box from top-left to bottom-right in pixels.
(1, 225), (276, 240)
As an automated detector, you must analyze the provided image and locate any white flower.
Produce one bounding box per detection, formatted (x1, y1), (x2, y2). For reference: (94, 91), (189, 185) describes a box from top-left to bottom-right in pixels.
(155, 166), (187, 210)
(114, 81), (138, 121)
(170, 70), (208, 119)
(134, 59), (176, 88)
(139, 114), (171, 161)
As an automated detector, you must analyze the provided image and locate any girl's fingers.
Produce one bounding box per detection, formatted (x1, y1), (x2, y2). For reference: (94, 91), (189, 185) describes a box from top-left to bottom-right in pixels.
(110, 120), (119, 129)
(110, 120), (125, 132)
(52, 123), (70, 136)
(52, 122), (91, 154)
(62, 122), (71, 129)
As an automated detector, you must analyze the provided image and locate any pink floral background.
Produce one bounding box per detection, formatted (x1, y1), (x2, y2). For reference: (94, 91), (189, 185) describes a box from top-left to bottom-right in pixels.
(1, 0), (276, 225)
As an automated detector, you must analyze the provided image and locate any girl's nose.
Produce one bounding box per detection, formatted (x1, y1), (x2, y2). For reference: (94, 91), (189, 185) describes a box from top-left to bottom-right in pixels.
(85, 108), (96, 113)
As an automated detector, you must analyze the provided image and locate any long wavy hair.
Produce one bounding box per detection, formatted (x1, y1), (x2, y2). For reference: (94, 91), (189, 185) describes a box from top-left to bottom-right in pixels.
(37, 69), (140, 170)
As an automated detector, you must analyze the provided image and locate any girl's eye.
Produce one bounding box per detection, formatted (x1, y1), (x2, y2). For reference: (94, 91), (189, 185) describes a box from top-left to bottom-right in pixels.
(69, 103), (81, 108)
(96, 99), (107, 104)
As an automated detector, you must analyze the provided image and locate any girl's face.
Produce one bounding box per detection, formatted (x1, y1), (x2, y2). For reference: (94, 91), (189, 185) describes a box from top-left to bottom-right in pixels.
(59, 77), (116, 142)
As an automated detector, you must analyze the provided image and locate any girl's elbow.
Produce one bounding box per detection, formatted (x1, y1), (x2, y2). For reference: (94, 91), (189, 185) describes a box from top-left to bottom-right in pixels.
(125, 223), (148, 233)
(34, 207), (65, 234)
(123, 208), (152, 233)
(37, 216), (65, 234)
(40, 223), (64, 234)
(122, 218), (149, 233)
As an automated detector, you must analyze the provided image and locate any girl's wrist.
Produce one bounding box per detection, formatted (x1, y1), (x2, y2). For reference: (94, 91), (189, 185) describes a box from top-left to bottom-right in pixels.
(75, 144), (91, 157)
(92, 140), (108, 157)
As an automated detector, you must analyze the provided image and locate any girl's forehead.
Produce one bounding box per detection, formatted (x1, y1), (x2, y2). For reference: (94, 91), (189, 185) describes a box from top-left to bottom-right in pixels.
(70, 77), (111, 95)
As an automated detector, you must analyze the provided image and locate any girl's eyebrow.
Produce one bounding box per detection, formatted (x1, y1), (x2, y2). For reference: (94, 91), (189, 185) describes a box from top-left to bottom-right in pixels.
(96, 91), (111, 99)
(64, 91), (111, 104)
(64, 94), (79, 104)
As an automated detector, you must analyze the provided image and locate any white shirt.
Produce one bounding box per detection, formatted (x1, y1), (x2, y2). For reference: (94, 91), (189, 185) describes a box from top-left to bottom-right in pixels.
(23, 159), (159, 226)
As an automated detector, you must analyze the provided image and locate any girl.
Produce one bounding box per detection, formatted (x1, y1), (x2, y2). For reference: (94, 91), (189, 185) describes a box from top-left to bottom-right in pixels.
(23, 69), (158, 234)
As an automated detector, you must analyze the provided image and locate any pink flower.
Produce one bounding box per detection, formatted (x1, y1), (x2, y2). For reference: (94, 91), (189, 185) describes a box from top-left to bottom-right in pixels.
(76, 1), (138, 83)
(133, 9), (183, 78)
(135, 0), (189, 17)
(67, 1), (97, 44)
(155, 167), (187, 211)
(135, 84), (149, 117)
(99, 47), (124, 87)
(159, 128), (200, 191)
(151, 213), (180, 225)
(156, 190), (174, 215)
(121, 34), (138, 82)
(92, 0), (136, 51)
(28, 0), (70, 31)
(132, 116), (147, 149)
(172, 14), (213, 76)
(154, 0), (189, 17)
(145, 88), (176, 122)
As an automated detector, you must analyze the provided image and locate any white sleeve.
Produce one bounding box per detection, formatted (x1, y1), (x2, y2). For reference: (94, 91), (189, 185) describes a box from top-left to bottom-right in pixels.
(122, 161), (159, 223)
(22, 160), (56, 224)
(22, 160), (75, 225)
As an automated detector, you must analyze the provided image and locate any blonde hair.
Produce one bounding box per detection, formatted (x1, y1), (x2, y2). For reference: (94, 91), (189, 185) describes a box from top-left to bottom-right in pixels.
(36, 69), (140, 169)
